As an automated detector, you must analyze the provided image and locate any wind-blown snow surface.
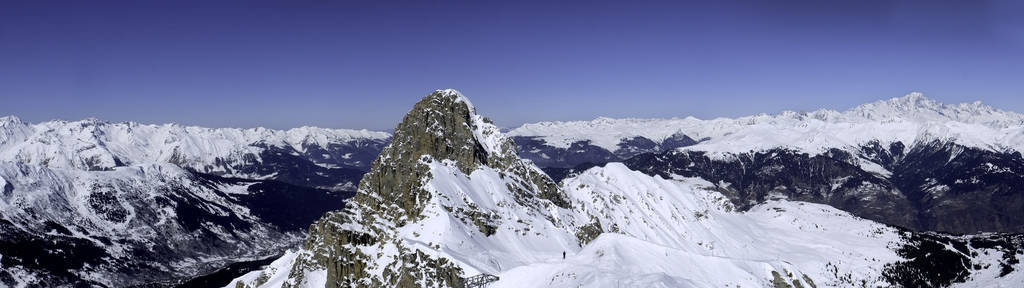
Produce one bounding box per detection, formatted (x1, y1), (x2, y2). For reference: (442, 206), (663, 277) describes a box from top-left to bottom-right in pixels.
(509, 93), (1024, 156)
(228, 162), (1024, 287)
(0, 116), (390, 174)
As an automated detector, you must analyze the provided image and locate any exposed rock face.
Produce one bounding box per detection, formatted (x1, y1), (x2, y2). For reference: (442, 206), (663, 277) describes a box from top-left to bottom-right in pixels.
(275, 90), (571, 287)
(625, 148), (917, 229)
(512, 137), (618, 168)
(624, 140), (1024, 234)
(354, 91), (564, 224)
(511, 132), (702, 169)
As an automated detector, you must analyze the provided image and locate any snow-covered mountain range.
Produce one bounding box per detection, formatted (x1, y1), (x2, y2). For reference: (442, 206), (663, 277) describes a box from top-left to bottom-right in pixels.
(228, 90), (1024, 288)
(510, 93), (1024, 235)
(0, 117), (391, 286)
(0, 116), (390, 190)
(509, 92), (1024, 160)
(4, 90), (1023, 287)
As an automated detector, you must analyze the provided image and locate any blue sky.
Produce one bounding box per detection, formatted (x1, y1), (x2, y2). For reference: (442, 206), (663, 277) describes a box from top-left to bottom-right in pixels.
(1, 0), (1022, 130)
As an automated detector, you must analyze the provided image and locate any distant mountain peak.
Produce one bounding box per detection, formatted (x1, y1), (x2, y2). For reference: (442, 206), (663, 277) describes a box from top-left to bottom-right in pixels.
(889, 91), (938, 109)
(898, 91), (928, 101)
(0, 115), (22, 124)
(851, 92), (934, 116)
(847, 92), (1020, 126)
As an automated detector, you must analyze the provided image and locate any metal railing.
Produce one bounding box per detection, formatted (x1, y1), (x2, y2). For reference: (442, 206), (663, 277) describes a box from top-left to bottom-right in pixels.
(460, 273), (499, 288)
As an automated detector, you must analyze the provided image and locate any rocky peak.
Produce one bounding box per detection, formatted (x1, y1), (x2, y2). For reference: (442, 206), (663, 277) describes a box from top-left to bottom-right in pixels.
(352, 89), (564, 224)
(384, 89), (504, 173)
(0, 115), (24, 126)
(0, 116), (28, 136)
(0, 116), (31, 148)
(890, 92), (936, 109)
(273, 90), (572, 288)
(850, 92), (940, 119)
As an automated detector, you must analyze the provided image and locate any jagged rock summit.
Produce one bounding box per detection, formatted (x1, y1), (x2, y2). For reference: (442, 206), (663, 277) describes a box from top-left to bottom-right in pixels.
(231, 89), (582, 287)
(353, 88), (567, 224)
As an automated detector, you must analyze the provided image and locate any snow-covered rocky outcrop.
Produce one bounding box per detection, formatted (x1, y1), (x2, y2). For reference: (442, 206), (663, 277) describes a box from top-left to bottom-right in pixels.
(228, 90), (1024, 288)
(227, 89), (583, 287)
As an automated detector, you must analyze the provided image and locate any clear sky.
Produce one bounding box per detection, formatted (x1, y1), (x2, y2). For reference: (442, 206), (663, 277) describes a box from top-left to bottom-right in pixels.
(1, 0), (1022, 130)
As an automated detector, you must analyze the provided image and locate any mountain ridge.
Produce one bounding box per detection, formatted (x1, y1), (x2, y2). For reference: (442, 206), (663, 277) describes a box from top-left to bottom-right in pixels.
(516, 92), (1024, 130)
(228, 89), (1024, 288)
(508, 92), (1024, 163)
(0, 115), (391, 190)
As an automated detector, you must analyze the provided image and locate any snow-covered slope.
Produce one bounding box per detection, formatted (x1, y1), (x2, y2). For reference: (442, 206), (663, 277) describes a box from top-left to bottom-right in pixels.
(509, 92), (1024, 156)
(228, 90), (1024, 288)
(490, 163), (892, 287)
(555, 164), (1024, 287)
(0, 161), (348, 287)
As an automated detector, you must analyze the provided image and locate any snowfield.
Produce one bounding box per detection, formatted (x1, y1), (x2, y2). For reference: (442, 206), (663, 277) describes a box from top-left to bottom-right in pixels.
(494, 163), (903, 287)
